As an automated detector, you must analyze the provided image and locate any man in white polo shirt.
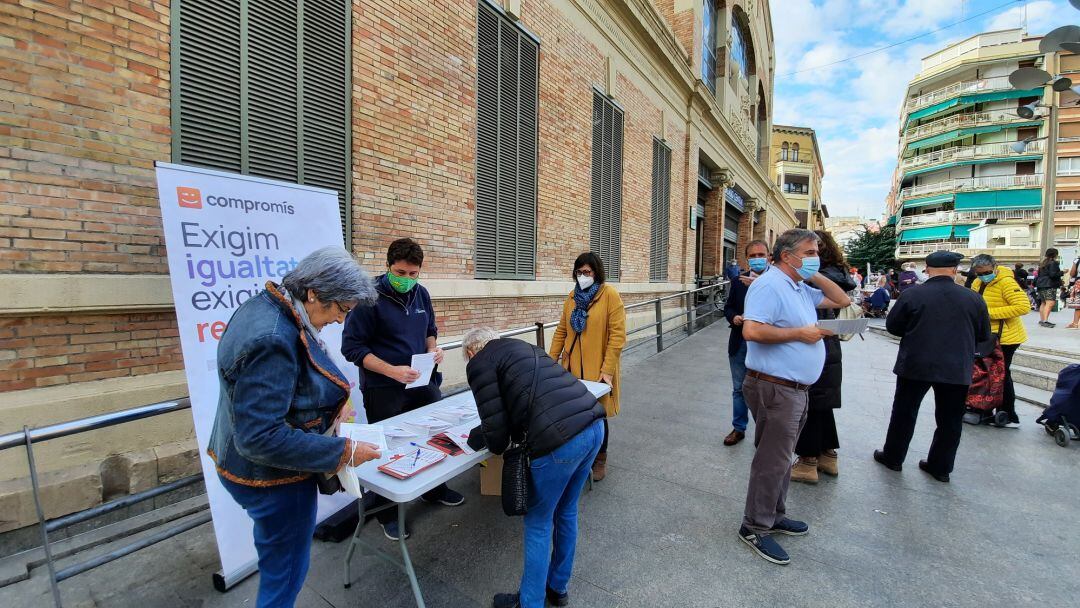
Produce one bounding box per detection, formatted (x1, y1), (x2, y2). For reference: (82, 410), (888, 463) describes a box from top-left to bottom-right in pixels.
(737, 229), (851, 565)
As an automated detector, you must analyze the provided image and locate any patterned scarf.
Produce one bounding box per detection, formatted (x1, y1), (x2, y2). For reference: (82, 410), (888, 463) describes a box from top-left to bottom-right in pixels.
(570, 282), (601, 334)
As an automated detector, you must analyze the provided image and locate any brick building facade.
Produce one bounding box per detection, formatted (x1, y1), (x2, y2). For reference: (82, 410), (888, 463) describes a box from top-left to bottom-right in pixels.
(0, 0), (794, 527)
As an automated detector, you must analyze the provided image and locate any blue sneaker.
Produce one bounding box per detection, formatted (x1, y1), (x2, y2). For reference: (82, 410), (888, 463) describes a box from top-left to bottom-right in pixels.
(421, 487), (465, 507)
(738, 525), (790, 565)
(770, 518), (809, 536)
(381, 520), (410, 541)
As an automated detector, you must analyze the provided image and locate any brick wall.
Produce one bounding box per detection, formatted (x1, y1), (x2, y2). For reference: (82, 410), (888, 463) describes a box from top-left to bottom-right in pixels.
(0, 0), (171, 275)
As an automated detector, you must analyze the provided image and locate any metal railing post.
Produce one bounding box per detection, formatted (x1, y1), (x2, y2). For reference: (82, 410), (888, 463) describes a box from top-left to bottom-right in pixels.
(654, 299), (664, 352)
(25, 426), (63, 608)
(534, 322), (546, 350)
(685, 292), (695, 336)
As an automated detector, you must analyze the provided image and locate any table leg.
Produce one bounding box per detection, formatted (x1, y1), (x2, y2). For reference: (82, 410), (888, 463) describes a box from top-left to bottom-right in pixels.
(343, 497), (366, 588)
(398, 505), (426, 608)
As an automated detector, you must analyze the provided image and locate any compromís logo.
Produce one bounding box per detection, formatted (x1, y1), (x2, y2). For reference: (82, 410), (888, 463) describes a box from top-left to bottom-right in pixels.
(177, 187), (202, 209)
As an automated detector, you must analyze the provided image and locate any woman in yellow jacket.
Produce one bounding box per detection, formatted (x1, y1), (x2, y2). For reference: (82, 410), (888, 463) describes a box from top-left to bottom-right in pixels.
(550, 252), (626, 481)
(970, 254), (1030, 426)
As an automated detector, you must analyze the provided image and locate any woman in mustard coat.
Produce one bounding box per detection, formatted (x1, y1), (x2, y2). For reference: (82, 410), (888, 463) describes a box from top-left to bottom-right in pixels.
(549, 252), (626, 481)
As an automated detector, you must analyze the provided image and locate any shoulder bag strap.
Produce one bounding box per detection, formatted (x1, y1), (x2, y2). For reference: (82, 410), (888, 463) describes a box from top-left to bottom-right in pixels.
(521, 350), (541, 450)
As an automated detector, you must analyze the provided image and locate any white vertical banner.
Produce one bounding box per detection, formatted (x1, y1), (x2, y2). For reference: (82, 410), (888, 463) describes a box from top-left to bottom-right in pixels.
(155, 163), (361, 585)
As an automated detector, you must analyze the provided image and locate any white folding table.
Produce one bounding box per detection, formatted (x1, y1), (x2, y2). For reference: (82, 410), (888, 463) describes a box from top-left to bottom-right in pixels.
(342, 380), (610, 607)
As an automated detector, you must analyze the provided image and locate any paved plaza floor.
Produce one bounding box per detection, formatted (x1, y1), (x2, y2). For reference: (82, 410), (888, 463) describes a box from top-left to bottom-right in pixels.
(4, 322), (1079, 607)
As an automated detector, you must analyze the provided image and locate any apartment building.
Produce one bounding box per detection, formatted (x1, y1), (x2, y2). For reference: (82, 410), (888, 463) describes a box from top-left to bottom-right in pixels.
(771, 124), (827, 230)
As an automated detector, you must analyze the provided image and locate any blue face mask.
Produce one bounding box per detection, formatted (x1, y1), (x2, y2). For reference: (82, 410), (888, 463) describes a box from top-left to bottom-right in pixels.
(748, 258), (768, 273)
(979, 272), (997, 284)
(792, 256), (820, 280)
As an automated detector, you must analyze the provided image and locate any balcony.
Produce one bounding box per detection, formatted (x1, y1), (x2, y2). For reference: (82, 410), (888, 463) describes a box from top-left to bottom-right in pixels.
(776, 154), (813, 165)
(1058, 199), (1080, 211)
(903, 110), (1038, 145)
(899, 174), (1043, 201)
(905, 76), (1012, 113)
(901, 140), (1044, 172)
(897, 208), (1042, 228)
(896, 240), (969, 257)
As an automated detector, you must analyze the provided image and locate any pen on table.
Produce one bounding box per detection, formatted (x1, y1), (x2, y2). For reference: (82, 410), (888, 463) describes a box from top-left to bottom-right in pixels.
(411, 448), (421, 467)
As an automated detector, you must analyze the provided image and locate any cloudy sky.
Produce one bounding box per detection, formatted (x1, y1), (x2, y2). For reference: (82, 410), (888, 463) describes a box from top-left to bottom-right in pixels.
(771, 0), (1072, 220)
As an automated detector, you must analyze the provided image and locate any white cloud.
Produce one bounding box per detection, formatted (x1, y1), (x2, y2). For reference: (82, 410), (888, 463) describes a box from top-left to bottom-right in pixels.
(986, 1), (1068, 36)
(888, 0), (964, 35)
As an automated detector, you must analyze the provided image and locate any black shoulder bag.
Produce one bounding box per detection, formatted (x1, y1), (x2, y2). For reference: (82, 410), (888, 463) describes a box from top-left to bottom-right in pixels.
(501, 350), (540, 516)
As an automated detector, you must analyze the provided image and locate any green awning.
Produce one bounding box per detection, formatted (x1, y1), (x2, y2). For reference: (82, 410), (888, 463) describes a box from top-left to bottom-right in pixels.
(898, 225), (953, 242)
(953, 224), (978, 238)
(954, 189), (1042, 210)
(905, 121), (1042, 152)
(902, 193), (954, 209)
(906, 88), (1042, 123)
(903, 155), (1043, 179)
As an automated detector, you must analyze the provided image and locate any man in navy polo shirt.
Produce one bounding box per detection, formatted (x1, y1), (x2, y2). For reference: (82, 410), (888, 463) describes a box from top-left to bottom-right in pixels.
(737, 229), (851, 565)
(341, 238), (464, 541)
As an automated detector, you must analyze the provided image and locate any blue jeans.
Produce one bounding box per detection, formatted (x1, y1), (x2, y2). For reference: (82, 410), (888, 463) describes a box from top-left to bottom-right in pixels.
(520, 419), (604, 608)
(728, 341), (749, 432)
(220, 476), (318, 608)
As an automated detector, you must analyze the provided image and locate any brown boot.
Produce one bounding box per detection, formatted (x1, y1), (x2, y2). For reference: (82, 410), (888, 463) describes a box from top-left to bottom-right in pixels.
(591, 453), (607, 481)
(790, 457), (818, 484)
(818, 449), (839, 476)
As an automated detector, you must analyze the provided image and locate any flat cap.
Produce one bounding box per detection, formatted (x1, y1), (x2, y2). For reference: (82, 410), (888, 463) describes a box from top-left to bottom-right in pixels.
(925, 250), (963, 268)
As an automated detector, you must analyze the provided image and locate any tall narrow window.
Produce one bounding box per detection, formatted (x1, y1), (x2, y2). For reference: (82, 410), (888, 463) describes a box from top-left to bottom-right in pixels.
(590, 91), (624, 281)
(475, 1), (539, 278)
(173, 0), (351, 240)
(781, 142), (788, 161)
(792, 143), (800, 162)
(650, 138), (672, 282)
(702, 0), (718, 94)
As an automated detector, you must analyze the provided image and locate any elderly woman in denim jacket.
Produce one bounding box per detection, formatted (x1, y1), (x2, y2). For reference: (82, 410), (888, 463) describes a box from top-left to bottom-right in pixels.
(208, 247), (381, 608)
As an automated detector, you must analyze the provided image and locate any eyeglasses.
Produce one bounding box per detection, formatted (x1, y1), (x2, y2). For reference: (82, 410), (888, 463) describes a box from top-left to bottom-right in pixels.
(335, 301), (353, 315)
(575, 269), (595, 277)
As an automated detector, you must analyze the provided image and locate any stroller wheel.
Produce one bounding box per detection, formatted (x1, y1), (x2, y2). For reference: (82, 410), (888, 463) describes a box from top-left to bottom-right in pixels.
(993, 411), (1010, 427)
(1069, 424), (1080, 439)
(1055, 427), (1071, 448)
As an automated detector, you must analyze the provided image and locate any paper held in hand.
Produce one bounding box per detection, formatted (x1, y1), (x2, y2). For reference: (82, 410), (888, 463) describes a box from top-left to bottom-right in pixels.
(338, 422), (388, 452)
(816, 318), (870, 336)
(406, 352), (436, 389)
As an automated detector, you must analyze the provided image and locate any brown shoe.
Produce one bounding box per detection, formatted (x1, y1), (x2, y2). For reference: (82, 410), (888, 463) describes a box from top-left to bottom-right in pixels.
(591, 453), (607, 482)
(723, 430), (745, 446)
(818, 450), (838, 476)
(791, 457), (819, 484)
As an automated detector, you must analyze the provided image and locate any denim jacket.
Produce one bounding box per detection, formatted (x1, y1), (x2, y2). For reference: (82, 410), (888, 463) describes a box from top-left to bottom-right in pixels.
(208, 282), (350, 487)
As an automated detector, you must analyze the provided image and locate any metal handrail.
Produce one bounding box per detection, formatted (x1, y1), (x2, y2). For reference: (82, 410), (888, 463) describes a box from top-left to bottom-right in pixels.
(6, 279), (729, 607)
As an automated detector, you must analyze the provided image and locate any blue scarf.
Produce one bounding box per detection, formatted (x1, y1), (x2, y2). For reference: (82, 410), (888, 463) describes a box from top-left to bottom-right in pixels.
(570, 283), (601, 333)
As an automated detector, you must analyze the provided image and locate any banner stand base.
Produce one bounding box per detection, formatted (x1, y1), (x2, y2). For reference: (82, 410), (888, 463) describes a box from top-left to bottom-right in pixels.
(213, 559), (259, 592)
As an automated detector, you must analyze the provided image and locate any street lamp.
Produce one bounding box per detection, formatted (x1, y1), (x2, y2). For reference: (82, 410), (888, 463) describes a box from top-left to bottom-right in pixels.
(1009, 25), (1080, 256)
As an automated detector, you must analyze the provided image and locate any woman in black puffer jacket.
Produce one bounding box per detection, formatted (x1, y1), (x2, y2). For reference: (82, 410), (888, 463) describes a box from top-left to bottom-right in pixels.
(464, 328), (605, 608)
(791, 231), (858, 485)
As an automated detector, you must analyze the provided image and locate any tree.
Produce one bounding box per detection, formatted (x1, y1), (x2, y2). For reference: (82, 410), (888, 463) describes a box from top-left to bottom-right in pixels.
(845, 224), (897, 273)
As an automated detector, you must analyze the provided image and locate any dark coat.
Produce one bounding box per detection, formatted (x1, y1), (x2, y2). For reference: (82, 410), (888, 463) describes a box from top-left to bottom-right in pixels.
(341, 274), (440, 390)
(1036, 261), (1063, 290)
(723, 271), (752, 356)
(886, 276), (991, 386)
(808, 265), (857, 410)
(465, 339), (605, 458)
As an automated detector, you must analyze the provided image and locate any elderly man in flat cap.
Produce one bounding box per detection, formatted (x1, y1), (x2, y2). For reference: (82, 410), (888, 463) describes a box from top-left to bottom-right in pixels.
(874, 251), (991, 483)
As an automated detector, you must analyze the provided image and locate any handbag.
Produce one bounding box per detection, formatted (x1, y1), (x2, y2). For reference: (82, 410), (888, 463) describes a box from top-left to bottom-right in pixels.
(966, 319), (1006, 413)
(501, 350), (540, 516)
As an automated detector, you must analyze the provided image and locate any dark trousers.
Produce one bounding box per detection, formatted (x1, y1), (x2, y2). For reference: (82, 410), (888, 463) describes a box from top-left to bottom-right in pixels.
(362, 382), (445, 524)
(795, 408), (839, 457)
(1001, 344), (1019, 421)
(881, 377), (968, 475)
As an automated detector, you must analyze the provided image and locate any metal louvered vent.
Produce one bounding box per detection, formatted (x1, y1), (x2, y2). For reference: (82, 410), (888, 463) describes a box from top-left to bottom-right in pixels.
(590, 91), (623, 281)
(650, 138), (671, 281)
(175, 0), (351, 243)
(475, 1), (538, 279)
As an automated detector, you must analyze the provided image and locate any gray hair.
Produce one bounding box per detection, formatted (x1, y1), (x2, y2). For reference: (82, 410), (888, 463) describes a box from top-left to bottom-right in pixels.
(971, 254), (996, 269)
(772, 229), (820, 263)
(462, 327), (500, 358)
(282, 246), (377, 304)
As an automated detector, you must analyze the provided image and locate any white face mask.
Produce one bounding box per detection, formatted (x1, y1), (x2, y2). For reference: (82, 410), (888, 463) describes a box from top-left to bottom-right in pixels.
(577, 275), (594, 290)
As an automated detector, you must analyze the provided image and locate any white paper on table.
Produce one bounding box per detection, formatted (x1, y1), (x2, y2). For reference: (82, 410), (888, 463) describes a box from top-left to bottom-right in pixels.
(405, 352), (436, 389)
(384, 425), (421, 439)
(817, 318), (870, 335)
(443, 423), (476, 455)
(338, 422), (388, 452)
(431, 403), (479, 424)
(405, 415), (453, 433)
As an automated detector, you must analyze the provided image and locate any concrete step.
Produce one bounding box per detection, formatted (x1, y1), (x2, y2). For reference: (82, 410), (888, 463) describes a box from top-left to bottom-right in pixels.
(1015, 383), (1052, 409)
(1012, 365), (1058, 392)
(1012, 350), (1073, 375)
(1018, 344), (1080, 361)
(0, 494), (208, 588)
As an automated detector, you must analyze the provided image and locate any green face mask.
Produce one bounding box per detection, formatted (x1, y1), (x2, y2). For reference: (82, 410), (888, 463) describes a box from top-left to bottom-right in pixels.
(387, 272), (417, 294)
